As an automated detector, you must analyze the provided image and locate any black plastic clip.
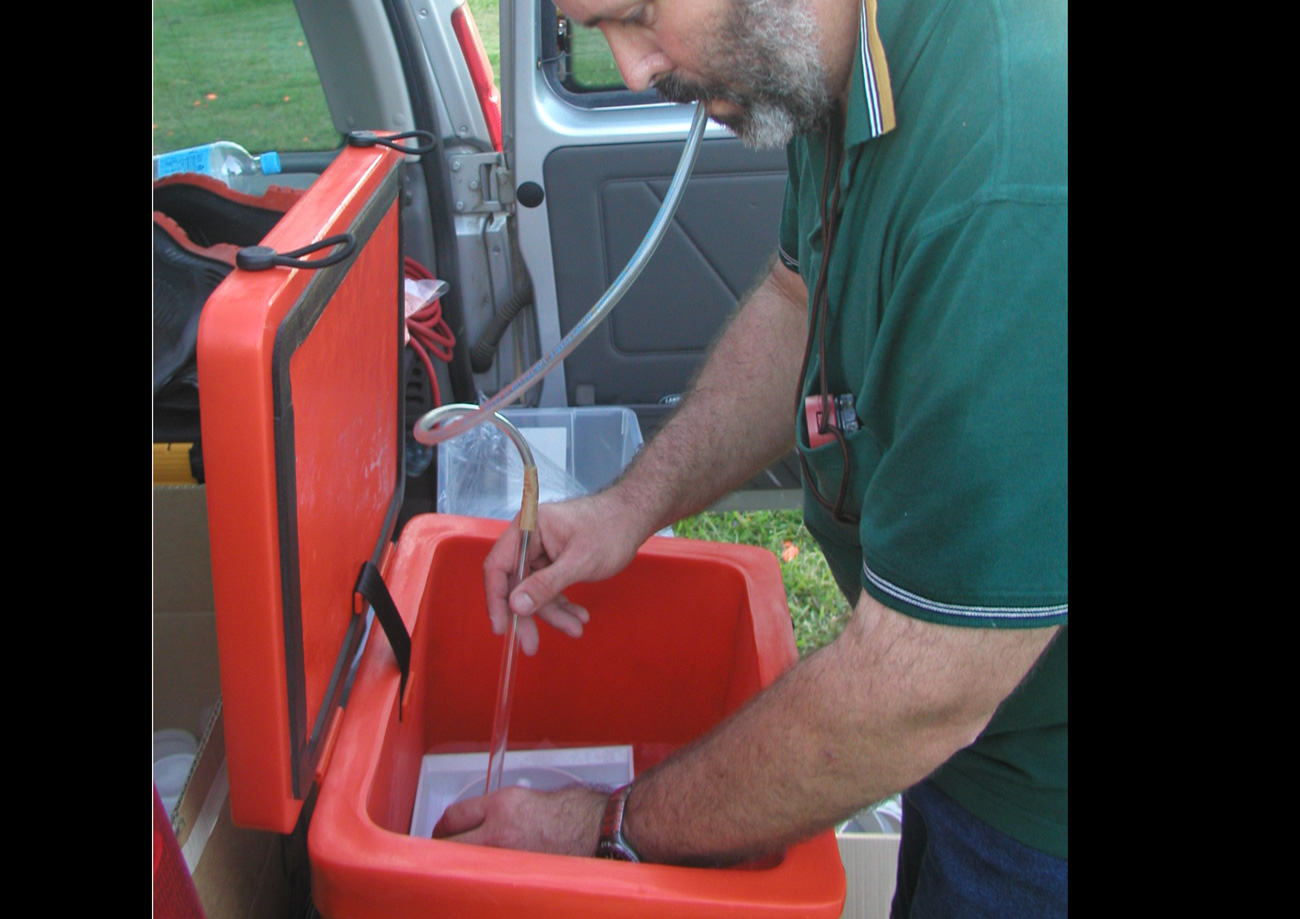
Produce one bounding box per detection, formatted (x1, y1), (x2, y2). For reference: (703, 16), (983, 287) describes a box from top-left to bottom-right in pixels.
(346, 130), (437, 156)
(354, 561), (412, 720)
(236, 234), (357, 272)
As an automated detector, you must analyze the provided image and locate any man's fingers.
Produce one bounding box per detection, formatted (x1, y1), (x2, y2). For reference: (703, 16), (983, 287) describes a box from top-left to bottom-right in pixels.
(431, 795), (488, 839)
(505, 595), (589, 656)
(536, 597), (590, 638)
(516, 615), (540, 657)
(483, 523), (527, 635)
(510, 554), (587, 618)
(484, 565), (512, 636)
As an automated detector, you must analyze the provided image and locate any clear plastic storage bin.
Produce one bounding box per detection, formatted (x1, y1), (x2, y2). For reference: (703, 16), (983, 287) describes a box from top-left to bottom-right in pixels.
(437, 406), (645, 519)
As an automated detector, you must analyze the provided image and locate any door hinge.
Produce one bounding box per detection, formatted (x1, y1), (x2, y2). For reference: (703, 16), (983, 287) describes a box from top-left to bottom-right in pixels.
(449, 152), (515, 215)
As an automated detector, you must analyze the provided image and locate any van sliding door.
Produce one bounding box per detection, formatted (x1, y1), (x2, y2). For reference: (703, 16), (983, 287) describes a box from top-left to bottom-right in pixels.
(504, 0), (800, 509)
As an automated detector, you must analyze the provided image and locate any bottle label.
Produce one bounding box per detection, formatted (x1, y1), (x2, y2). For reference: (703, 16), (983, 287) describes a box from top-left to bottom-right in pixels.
(156, 146), (210, 179)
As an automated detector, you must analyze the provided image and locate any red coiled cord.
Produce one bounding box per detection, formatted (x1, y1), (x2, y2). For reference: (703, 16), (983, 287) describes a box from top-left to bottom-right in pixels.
(404, 257), (456, 407)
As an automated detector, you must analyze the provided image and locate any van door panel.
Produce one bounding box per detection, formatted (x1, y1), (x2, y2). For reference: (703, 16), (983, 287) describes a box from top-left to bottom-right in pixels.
(544, 139), (787, 407)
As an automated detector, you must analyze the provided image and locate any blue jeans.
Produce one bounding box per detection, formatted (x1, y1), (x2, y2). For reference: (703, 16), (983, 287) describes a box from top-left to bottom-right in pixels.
(890, 779), (1067, 919)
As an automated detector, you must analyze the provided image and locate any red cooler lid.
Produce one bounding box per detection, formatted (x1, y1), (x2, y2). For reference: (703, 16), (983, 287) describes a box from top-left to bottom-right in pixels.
(197, 142), (406, 833)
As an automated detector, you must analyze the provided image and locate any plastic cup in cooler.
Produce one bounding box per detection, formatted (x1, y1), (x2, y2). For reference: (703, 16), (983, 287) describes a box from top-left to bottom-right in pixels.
(154, 729), (198, 763)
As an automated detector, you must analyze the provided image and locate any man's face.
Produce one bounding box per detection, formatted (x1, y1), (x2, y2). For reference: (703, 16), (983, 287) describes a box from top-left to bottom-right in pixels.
(656, 0), (832, 148)
(561, 0), (833, 149)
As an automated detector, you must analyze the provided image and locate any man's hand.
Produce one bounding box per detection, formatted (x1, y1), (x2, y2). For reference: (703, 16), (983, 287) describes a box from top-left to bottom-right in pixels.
(430, 783), (607, 856)
(483, 490), (645, 655)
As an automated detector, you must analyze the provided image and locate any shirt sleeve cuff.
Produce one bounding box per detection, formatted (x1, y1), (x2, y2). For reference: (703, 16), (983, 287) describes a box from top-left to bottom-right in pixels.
(860, 559), (1068, 629)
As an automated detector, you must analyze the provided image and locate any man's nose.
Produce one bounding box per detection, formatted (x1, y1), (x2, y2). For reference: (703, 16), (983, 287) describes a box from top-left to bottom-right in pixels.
(599, 26), (671, 92)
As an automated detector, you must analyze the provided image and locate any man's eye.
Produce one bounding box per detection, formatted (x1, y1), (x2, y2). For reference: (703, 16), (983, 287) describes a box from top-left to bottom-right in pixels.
(621, 5), (648, 26)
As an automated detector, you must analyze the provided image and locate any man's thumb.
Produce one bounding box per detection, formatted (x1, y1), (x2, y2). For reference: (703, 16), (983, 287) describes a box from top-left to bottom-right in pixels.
(510, 558), (580, 617)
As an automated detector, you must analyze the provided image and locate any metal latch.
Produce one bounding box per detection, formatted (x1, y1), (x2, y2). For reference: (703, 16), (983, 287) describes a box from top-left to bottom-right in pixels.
(555, 13), (571, 81)
(449, 151), (515, 215)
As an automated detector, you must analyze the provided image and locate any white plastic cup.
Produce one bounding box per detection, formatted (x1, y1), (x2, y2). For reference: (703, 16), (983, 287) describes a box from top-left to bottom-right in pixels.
(154, 729), (198, 763)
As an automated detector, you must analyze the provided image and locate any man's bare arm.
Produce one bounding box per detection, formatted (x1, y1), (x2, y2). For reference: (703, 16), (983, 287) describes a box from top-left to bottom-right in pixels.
(607, 257), (809, 541)
(621, 591), (1060, 864)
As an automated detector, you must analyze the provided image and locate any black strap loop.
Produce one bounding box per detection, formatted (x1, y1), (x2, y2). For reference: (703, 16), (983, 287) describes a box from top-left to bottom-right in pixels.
(236, 234), (357, 272)
(354, 561), (412, 720)
(346, 130), (437, 156)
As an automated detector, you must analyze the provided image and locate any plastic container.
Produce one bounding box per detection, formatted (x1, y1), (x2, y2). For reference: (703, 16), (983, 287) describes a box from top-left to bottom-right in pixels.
(306, 516), (846, 918)
(437, 406), (644, 519)
(153, 140), (282, 184)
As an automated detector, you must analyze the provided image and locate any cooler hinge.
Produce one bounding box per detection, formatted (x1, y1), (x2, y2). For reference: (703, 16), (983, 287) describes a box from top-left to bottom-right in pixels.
(448, 151), (515, 215)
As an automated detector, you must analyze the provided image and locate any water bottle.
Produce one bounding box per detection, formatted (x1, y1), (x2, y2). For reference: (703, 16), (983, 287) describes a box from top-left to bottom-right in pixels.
(153, 141), (282, 184)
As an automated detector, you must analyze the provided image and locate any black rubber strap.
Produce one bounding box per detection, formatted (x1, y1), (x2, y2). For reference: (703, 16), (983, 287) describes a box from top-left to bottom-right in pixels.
(354, 561), (411, 719)
(236, 234), (357, 271)
(346, 130), (437, 155)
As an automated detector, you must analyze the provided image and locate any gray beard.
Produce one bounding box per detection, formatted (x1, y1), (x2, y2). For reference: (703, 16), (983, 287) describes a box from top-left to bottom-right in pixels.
(655, 0), (832, 149)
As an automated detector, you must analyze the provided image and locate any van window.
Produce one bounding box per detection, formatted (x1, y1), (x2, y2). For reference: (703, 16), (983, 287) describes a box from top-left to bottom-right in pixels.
(152, 0), (339, 157)
(563, 18), (627, 91)
(537, 0), (671, 106)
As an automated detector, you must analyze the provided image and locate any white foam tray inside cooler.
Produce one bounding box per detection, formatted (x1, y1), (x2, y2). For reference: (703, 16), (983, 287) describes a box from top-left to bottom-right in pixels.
(409, 745), (635, 838)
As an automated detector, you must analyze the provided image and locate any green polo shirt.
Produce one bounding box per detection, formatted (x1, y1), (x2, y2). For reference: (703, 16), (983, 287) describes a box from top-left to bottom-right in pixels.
(778, 0), (1068, 858)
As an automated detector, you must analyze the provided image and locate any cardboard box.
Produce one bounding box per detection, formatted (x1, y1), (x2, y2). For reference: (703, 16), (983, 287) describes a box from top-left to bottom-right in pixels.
(154, 484), (294, 919)
(154, 485), (220, 739)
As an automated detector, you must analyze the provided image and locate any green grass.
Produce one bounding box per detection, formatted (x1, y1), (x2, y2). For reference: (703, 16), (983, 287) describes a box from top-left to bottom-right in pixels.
(465, 0), (500, 75)
(674, 510), (851, 656)
(466, 0), (623, 91)
(566, 23), (626, 89)
(152, 0), (337, 156)
(151, 1), (618, 156)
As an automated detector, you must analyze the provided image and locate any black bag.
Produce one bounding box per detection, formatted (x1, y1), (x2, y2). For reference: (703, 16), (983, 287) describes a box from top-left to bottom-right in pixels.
(152, 176), (305, 443)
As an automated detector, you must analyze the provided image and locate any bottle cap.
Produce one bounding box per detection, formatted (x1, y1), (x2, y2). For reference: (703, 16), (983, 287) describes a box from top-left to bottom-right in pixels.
(262, 151), (282, 175)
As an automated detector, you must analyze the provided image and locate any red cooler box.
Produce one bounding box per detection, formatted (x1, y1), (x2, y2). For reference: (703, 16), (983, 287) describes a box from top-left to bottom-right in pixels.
(197, 136), (846, 918)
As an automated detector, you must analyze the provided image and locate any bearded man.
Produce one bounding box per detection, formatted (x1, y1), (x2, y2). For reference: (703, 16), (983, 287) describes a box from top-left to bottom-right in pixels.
(434, 0), (1068, 914)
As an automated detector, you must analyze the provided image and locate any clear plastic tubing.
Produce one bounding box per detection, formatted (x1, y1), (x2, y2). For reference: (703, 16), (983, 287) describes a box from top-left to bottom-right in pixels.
(416, 405), (537, 796)
(484, 548), (525, 795)
(412, 101), (708, 450)
(418, 403), (537, 480)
